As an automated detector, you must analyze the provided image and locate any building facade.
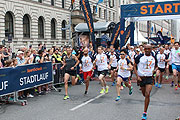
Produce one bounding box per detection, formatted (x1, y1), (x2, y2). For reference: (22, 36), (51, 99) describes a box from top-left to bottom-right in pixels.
(0, 0), (119, 51)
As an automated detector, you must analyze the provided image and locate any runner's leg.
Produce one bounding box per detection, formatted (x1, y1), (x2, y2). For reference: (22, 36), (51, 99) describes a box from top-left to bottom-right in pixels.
(64, 73), (70, 96)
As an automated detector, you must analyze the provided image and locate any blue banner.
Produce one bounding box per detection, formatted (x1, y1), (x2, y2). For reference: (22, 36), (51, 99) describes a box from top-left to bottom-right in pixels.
(121, 1), (180, 18)
(80, 0), (96, 49)
(111, 22), (121, 45)
(0, 62), (53, 96)
(122, 25), (131, 46)
(0, 68), (15, 95)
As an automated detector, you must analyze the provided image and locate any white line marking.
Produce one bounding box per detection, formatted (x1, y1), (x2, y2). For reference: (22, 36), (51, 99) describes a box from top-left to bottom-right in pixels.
(70, 93), (105, 111)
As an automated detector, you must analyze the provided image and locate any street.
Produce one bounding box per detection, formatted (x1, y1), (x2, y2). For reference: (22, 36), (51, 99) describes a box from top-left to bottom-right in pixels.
(0, 81), (180, 120)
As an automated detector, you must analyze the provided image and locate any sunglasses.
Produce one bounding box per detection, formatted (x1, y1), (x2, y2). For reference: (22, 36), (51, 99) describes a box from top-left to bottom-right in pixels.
(120, 53), (125, 55)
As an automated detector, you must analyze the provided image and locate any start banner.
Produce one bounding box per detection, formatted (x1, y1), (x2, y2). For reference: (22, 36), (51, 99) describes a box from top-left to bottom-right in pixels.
(0, 62), (53, 96)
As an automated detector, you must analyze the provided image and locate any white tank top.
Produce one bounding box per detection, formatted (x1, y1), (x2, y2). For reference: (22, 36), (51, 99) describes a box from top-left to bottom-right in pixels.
(118, 59), (130, 78)
(110, 54), (117, 67)
(81, 56), (93, 72)
(170, 48), (180, 65)
(96, 53), (108, 71)
(157, 53), (166, 68)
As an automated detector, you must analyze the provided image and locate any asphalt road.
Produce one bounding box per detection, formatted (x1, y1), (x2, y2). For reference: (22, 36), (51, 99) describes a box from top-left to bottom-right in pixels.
(0, 81), (180, 120)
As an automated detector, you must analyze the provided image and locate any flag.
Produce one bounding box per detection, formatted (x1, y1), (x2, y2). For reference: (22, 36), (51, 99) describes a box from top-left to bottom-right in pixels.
(95, 0), (103, 13)
(123, 25), (131, 45)
(72, 0), (75, 5)
(80, 0), (96, 50)
(111, 22), (121, 45)
(171, 34), (174, 43)
(151, 26), (153, 34)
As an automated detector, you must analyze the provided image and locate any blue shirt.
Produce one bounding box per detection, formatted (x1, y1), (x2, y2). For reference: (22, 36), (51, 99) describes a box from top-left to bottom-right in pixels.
(16, 57), (25, 65)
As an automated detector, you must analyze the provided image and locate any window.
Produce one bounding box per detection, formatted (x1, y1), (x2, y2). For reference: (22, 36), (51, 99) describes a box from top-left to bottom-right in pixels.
(5, 12), (14, 38)
(104, 9), (107, 20)
(51, 18), (56, 39)
(93, 6), (96, 14)
(23, 14), (30, 38)
(38, 0), (42, 3)
(51, 0), (55, 6)
(109, 0), (114, 8)
(109, 11), (111, 21)
(62, 0), (65, 8)
(113, 12), (115, 21)
(62, 20), (66, 39)
(99, 8), (101, 18)
(38, 16), (44, 39)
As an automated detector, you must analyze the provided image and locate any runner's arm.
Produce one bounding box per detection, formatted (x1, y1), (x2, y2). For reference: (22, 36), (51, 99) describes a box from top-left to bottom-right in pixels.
(72, 54), (79, 68)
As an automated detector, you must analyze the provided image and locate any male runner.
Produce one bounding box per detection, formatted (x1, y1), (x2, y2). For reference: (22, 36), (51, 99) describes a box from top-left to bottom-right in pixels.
(80, 48), (93, 94)
(93, 46), (109, 94)
(115, 49), (133, 101)
(108, 48), (118, 86)
(169, 42), (180, 90)
(134, 44), (156, 120)
(155, 47), (168, 88)
(61, 47), (80, 100)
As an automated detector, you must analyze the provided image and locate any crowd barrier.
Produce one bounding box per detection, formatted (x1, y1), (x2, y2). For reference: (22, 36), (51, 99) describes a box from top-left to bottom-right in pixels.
(0, 62), (53, 105)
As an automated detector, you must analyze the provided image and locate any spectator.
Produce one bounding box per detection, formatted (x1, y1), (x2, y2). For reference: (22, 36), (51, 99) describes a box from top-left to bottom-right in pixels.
(16, 51), (29, 66)
(3, 47), (10, 61)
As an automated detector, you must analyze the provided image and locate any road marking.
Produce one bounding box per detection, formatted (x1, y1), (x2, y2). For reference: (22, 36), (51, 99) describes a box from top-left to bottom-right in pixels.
(70, 93), (105, 111)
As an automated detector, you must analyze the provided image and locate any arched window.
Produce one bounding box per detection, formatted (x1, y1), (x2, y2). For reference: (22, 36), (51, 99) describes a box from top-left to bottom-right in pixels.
(51, 0), (55, 6)
(62, 0), (65, 8)
(38, 0), (42, 3)
(51, 18), (56, 39)
(62, 20), (66, 39)
(38, 16), (44, 39)
(23, 14), (30, 38)
(5, 12), (14, 38)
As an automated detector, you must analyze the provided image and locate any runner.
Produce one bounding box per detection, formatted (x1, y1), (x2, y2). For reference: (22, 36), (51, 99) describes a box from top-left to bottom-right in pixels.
(134, 44), (156, 120)
(155, 47), (168, 88)
(61, 47), (80, 100)
(108, 48), (118, 86)
(164, 44), (171, 80)
(80, 48), (93, 94)
(115, 49), (133, 101)
(169, 42), (180, 90)
(93, 46), (109, 94)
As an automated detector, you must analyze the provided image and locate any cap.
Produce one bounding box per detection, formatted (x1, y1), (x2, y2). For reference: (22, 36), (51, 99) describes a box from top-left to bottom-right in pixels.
(17, 51), (24, 55)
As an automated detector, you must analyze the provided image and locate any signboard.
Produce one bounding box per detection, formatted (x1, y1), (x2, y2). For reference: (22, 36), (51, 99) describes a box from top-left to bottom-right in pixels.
(121, 1), (180, 18)
(0, 62), (53, 96)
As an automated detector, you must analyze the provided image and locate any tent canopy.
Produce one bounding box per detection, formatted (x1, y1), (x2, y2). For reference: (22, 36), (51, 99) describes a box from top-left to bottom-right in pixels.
(75, 22), (115, 32)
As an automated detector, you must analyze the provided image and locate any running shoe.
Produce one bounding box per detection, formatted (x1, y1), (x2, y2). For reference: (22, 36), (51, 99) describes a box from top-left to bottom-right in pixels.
(155, 83), (158, 87)
(112, 82), (116, 86)
(100, 89), (105, 94)
(171, 82), (174, 87)
(77, 74), (81, 80)
(63, 95), (70, 100)
(120, 86), (124, 90)
(123, 83), (126, 87)
(175, 86), (178, 91)
(129, 86), (133, 95)
(142, 112), (147, 120)
(105, 86), (109, 94)
(115, 96), (120, 101)
(84, 91), (88, 95)
(178, 83), (180, 88)
(158, 84), (162, 88)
